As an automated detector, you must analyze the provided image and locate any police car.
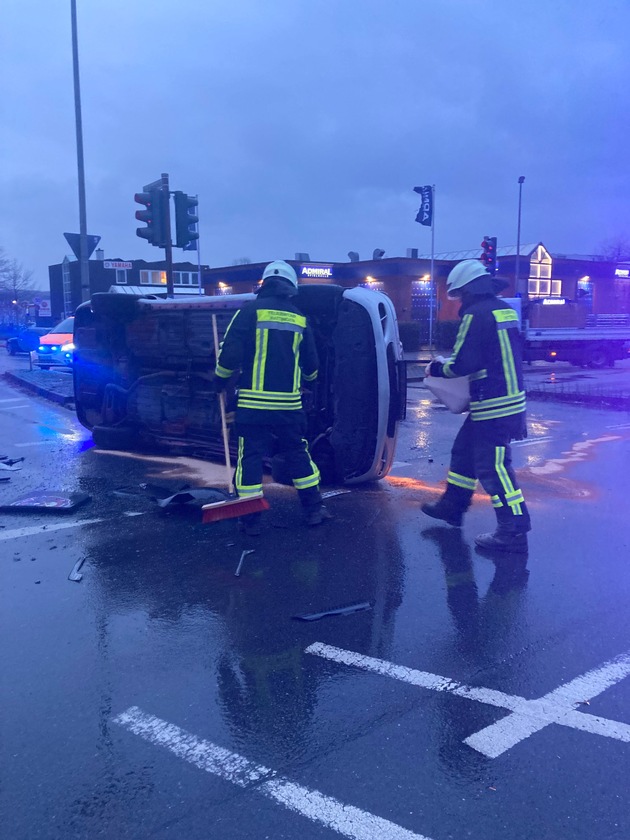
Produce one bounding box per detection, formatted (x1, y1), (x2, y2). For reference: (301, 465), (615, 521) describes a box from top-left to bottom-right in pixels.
(72, 285), (406, 485)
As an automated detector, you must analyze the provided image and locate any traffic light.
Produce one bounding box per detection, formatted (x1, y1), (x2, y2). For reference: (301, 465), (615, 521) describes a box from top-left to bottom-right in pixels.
(135, 189), (167, 247)
(480, 236), (497, 272)
(174, 191), (199, 249)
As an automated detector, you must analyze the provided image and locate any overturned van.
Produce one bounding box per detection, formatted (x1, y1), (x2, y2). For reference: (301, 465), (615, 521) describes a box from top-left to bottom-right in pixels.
(73, 284), (407, 485)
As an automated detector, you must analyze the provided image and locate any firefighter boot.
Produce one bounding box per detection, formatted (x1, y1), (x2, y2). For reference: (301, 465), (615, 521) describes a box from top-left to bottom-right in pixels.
(304, 505), (333, 527)
(474, 530), (528, 553)
(475, 499), (530, 552)
(421, 486), (472, 528)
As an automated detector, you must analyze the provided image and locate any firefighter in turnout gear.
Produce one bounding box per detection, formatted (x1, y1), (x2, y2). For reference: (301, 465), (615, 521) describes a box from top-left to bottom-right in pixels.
(214, 260), (331, 535)
(421, 259), (531, 553)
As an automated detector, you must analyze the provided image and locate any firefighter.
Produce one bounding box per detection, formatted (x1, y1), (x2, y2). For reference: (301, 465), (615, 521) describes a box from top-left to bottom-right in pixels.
(421, 259), (531, 552)
(214, 260), (331, 535)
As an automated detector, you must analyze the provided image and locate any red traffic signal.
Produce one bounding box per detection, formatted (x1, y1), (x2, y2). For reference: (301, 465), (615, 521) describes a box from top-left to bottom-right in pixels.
(480, 236), (497, 272)
(134, 189), (167, 247)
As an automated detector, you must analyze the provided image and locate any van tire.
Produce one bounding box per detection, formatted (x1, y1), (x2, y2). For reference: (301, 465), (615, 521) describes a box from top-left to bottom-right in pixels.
(586, 345), (610, 369)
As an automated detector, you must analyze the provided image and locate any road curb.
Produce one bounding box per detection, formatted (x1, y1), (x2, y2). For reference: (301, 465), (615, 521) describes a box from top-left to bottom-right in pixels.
(3, 371), (75, 407)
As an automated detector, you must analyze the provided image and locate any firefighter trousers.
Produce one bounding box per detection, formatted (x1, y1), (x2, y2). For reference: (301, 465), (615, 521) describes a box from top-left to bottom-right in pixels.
(234, 420), (322, 509)
(444, 415), (531, 533)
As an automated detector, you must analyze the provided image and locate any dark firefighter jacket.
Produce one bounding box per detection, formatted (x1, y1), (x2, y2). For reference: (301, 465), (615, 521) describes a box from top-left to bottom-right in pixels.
(428, 276), (526, 429)
(214, 278), (319, 424)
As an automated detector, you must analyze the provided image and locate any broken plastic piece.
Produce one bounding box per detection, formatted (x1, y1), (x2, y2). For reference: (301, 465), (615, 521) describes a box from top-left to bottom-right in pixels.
(68, 558), (85, 582)
(0, 491), (91, 512)
(158, 488), (230, 508)
(321, 489), (351, 500)
(293, 601), (372, 622)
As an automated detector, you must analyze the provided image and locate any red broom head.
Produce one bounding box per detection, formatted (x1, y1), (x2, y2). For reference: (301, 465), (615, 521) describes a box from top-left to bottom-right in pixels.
(201, 495), (270, 524)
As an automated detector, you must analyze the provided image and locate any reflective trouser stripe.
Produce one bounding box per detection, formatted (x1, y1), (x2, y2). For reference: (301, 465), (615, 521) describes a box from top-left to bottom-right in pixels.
(495, 446), (523, 515)
(292, 440), (320, 489)
(447, 470), (478, 491)
(235, 438), (264, 497)
(491, 494), (503, 508)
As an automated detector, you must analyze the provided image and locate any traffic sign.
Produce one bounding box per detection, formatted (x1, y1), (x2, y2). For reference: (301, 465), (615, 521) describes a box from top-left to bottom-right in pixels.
(63, 233), (101, 260)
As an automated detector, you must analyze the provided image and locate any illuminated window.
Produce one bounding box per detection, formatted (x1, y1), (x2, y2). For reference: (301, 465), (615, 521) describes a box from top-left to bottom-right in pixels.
(528, 245), (556, 297)
(140, 270), (167, 285)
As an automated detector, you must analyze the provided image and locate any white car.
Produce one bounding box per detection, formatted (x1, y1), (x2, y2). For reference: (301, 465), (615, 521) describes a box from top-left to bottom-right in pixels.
(73, 285), (406, 484)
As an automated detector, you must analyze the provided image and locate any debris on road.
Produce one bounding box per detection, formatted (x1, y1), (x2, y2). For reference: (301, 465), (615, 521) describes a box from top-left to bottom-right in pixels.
(68, 557), (86, 582)
(235, 549), (255, 576)
(321, 489), (351, 499)
(235, 549), (255, 577)
(0, 491), (92, 513)
(158, 488), (230, 509)
(293, 601), (372, 621)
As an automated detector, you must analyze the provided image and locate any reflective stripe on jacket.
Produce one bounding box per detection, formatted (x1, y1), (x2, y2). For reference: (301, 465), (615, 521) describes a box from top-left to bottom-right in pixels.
(431, 296), (526, 423)
(214, 290), (318, 421)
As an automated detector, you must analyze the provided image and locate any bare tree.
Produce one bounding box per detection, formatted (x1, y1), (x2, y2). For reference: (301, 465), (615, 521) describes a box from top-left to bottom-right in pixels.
(232, 257), (252, 265)
(0, 257), (35, 325)
(596, 236), (630, 262)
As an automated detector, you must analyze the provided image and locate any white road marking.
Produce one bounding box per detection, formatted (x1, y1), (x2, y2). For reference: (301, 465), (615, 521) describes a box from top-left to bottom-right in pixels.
(114, 706), (432, 840)
(14, 441), (56, 447)
(0, 398), (29, 404)
(0, 518), (103, 542)
(512, 436), (553, 447)
(606, 423), (630, 430)
(465, 652), (630, 758)
(306, 643), (630, 758)
(0, 404), (30, 410)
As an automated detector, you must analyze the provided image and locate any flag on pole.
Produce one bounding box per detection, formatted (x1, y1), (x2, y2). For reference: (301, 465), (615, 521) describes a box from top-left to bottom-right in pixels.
(413, 185), (433, 227)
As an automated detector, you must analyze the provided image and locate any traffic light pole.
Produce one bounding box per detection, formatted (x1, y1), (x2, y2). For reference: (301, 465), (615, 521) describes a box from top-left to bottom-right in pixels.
(161, 173), (174, 297)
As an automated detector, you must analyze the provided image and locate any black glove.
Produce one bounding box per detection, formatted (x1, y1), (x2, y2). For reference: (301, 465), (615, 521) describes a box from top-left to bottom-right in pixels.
(213, 376), (228, 395)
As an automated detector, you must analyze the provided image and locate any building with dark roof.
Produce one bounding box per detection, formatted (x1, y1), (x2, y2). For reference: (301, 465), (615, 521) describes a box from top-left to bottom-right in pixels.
(202, 246), (629, 342)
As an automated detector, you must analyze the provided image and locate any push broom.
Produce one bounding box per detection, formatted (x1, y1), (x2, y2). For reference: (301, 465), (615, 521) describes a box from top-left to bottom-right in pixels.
(201, 315), (270, 525)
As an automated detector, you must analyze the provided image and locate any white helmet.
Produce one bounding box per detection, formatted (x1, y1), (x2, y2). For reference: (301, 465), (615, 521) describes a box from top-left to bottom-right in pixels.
(261, 260), (298, 288)
(446, 259), (490, 296)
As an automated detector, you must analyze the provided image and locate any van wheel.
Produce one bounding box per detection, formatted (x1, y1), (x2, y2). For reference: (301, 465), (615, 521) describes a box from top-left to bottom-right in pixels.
(586, 345), (610, 369)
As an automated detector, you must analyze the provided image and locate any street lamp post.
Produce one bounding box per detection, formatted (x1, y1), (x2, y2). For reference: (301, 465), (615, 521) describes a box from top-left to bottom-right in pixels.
(70, 0), (90, 303)
(515, 176), (525, 295)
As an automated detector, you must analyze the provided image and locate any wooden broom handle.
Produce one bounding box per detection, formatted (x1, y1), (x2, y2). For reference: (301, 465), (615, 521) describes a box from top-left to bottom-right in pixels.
(212, 314), (234, 494)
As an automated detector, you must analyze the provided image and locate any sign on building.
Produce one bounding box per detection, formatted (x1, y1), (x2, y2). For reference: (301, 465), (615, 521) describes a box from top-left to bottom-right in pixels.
(104, 261), (133, 270)
(300, 264), (334, 280)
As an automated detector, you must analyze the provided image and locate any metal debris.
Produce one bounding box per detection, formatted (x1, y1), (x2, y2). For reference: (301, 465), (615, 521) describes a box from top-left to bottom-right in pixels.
(68, 558), (86, 582)
(235, 549), (255, 577)
(293, 601), (372, 622)
(321, 489), (351, 500)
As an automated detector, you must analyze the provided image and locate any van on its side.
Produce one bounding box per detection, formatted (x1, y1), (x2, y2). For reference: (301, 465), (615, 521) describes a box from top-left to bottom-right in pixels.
(73, 285), (407, 485)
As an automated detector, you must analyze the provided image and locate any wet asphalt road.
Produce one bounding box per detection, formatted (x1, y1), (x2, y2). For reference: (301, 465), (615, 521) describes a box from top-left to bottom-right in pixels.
(2, 357), (630, 840)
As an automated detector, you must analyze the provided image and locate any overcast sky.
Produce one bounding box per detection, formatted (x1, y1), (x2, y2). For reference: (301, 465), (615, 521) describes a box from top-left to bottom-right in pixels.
(1, 0), (628, 287)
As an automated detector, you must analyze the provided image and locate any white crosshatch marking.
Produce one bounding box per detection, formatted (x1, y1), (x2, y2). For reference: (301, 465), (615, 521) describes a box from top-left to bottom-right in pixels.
(306, 643), (630, 758)
(114, 706), (433, 840)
